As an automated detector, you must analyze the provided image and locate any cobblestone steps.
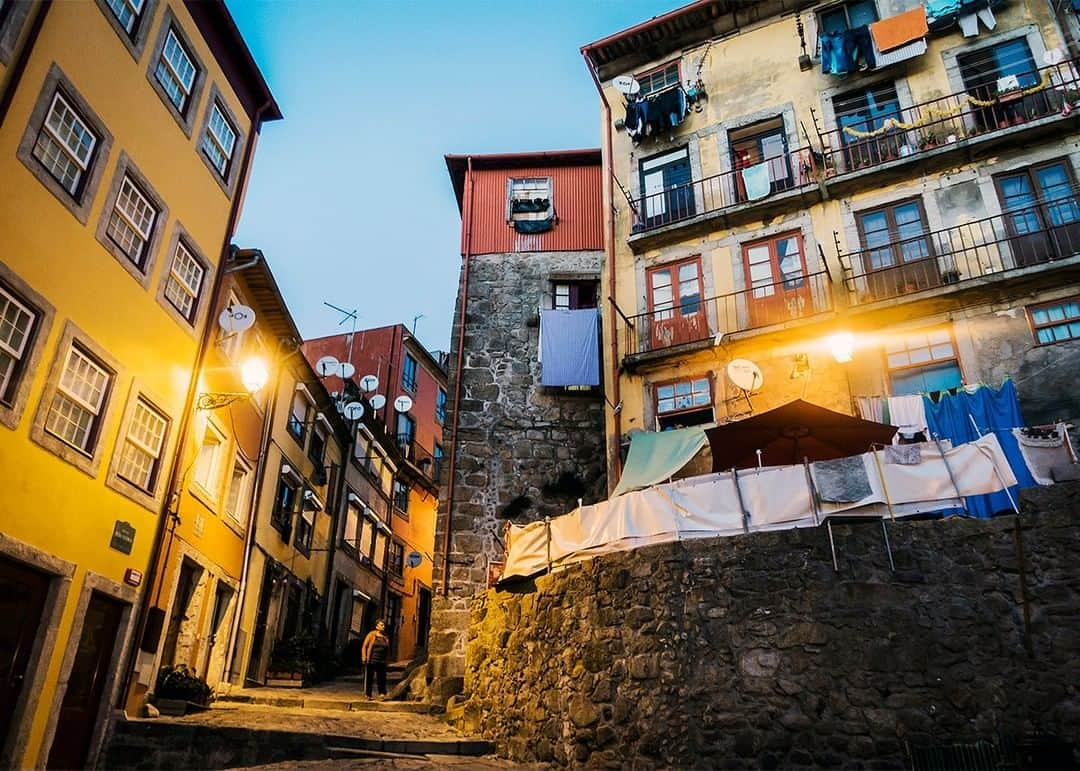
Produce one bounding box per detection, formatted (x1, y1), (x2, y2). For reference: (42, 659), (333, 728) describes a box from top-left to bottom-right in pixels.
(214, 693), (437, 713)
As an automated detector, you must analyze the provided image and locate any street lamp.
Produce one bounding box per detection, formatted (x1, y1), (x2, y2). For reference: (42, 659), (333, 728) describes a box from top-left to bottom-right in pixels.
(828, 331), (855, 364)
(196, 355), (270, 410)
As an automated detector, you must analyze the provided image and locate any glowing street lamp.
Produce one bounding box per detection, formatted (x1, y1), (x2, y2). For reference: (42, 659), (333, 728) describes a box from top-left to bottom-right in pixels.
(828, 332), (855, 364)
(197, 355), (270, 410)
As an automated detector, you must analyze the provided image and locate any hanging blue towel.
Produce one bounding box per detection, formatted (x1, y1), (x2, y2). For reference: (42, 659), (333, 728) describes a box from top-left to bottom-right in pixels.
(923, 380), (1036, 518)
(741, 162), (771, 201)
(539, 308), (600, 387)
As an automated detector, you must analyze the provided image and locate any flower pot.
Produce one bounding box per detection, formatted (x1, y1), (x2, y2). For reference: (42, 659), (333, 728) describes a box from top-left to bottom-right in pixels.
(155, 698), (188, 717)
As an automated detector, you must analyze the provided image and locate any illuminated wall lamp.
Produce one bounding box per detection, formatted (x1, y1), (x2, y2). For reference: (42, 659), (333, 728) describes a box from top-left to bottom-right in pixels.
(196, 357), (270, 410)
(828, 332), (855, 364)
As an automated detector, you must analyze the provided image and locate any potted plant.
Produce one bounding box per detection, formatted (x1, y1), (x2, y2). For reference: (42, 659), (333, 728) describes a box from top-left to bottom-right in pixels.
(917, 130), (939, 150)
(154, 665), (212, 716)
(267, 632), (318, 687)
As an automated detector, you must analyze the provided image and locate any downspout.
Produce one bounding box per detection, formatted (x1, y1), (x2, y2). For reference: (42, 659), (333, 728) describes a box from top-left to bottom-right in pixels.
(441, 156), (474, 596)
(583, 51), (623, 485)
(1051, 0), (1080, 60)
(121, 99), (271, 705)
(0, 0), (50, 127)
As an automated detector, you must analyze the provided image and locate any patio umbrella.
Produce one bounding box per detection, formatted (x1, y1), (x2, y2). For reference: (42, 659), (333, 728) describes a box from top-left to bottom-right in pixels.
(706, 399), (898, 471)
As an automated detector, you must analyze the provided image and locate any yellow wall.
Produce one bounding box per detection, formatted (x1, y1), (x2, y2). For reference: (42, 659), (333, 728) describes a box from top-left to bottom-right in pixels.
(388, 481), (436, 661)
(0, 1), (257, 765)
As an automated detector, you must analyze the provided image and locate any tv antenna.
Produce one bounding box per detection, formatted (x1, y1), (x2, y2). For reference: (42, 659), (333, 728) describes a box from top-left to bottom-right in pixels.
(323, 300), (361, 391)
(411, 313), (424, 336)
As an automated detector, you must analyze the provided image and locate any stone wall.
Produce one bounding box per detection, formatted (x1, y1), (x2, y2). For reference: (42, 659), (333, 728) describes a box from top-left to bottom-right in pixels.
(459, 485), (1080, 768)
(429, 249), (607, 690)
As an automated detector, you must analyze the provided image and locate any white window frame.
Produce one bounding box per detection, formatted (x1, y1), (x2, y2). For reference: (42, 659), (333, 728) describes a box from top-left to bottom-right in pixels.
(105, 0), (144, 34)
(343, 497), (361, 548)
(0, 286), (36, 402)
(116, 397), (167, 491)
(202, 101), (237, 176)
(192, 421), (226, 497)
(45, 344), (111, 453)
(155, 28), (196, 111)
(507, 176), (553, 223)
(106, 174), (156, 267)
(164, 241), (204, 321)
(33, 92), (97, 196)
(224, 454), (252, 523)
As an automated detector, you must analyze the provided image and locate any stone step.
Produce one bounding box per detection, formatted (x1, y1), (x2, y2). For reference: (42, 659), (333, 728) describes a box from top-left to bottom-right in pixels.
(213, 695), (437, 714)
(327, 735), (495, 757)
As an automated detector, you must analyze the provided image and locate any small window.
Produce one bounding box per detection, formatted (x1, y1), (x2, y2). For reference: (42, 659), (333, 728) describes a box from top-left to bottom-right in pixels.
(191, 423), (224, 494)
(273, 471), (299, 536)
(834, 83), (901, 150)
(401, 354), (418, 392)
(0, 283), (38, 405)
(343, 498), (361, 548)
(116, 397), (167, 491)
(392, 479), (409, 513)
(359, 515), (376, 561)
(1030, 298), (1080, 345)
(373, 531), (387, 570)
(819, 0), (878, 34)
(388, 541), (404, 577)
(635, 61), (680, 97)
(655, 376), (713, 430)
(886, 329), (962, 396)
(224, 457), (252, 523)
(106, 175), (157, 269)
(287, 389), (310, 443)
(433, 443), (444, 484)
(552, 280), (598, 310)
(105, 0), (144, 35)
(396, 412), (415, 457)
(44, 344), (112, 453)
(294, 492), (315, 552)
(309, 424), (327, 466)
(163, 241), (205, 322)
(32, 92), (97, 197)
(435, 387), (447, 424)
(201, 101), (237, 177)
(507, 177), (554, 231)
(154, 28), (197, 113)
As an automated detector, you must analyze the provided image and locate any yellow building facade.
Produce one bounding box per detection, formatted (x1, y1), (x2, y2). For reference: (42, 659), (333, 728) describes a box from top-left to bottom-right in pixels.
(586, 0), (1080, 484)
(0, 0), (277, 766)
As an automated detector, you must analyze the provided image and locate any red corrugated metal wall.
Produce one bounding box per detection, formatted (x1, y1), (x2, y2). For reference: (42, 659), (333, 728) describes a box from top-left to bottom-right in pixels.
(462, 165), (603, 255)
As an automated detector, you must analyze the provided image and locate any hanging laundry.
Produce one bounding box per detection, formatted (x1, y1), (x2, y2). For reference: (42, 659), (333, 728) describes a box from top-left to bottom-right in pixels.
(885, 444), (922, 465)
(820, 26), (876, 75)
(976, 6), (996, 31)
(870, 7), (928, 52)
(539, 308), (599, 387)
(813, 455), (873, 502)
(611, 425), (708, 497)
(886, 394), (928, 440)
(855, 396), (885, 423)
(741, 162), (771, 201)
(872, 38), (927, 68)
(1012, 424), (1075, 485)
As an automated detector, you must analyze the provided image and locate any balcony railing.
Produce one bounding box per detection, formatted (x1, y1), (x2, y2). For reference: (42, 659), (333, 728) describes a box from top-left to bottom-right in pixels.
(838, 189), (1080, 305)
(815, 58), (1080, 179)
(396, 433), (440, 484)
(629, 146), (818, 234)
(619, 269), (834, 358)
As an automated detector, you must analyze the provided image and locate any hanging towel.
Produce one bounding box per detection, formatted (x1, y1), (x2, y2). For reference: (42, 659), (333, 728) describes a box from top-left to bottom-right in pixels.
(959, 13), (978, 37)
(741, 162), (771, 201)
(886, 395), (927, 440)
(872, 38), (928, 68)
(611, 425), (708, 497)
(870, 7), (928, 52)
(885, 444), (922, 465)
(976, 6), (996, 31)
(539, 308), (599, 387)
(813, 455), (873, 502)
(855, 396), (884, 423)
(1012, 424), (1073, 485)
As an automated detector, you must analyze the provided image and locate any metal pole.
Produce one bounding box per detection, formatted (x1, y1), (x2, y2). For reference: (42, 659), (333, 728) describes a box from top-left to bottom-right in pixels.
(880, 520), (895, 572)
(731, 468), (750, 533)
(826, 520), (839, 572)
(869, 447), (897, 521)
(933, 434), (968, 514)
(802, 457), (820, 527)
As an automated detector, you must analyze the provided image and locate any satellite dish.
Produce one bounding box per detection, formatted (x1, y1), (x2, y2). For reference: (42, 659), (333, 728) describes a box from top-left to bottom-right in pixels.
(393, 395), (413, 413)
(218, 304), (256, 333)
(342, 401), (365, 420)
(315, 355), (340, 377)
(727, 359), (764, 393)
(339, 362), (356, 379)
(370, 394), (386, 410)
(359, 375), (379, 392)
(406, 551), (422, 568)
(613, 75), (640, 95)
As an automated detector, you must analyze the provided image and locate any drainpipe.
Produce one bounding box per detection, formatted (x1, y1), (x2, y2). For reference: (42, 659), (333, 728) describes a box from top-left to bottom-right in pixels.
(441, 156), (474, 596)
(1051, 0), (1080, 60)
(120, 99), (272, 706)
(0, 0), (51, 127)
(583, 51), (624, 485)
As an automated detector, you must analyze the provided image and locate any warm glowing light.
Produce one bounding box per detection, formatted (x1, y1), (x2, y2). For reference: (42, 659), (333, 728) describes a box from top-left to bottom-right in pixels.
(828, 332), (855, 363)
(240, 357), (269, 393)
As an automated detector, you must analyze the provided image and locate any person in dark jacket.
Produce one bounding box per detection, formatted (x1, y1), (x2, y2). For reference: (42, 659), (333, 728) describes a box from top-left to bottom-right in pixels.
(362, 620), (390, 698)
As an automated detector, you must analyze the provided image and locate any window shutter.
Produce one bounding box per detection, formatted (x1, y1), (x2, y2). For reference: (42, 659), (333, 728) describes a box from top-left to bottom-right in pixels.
(505, 177), (513, 223)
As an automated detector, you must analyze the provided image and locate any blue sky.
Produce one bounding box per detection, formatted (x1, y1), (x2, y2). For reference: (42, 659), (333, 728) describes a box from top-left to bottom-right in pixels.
(226, 0), (680, 352)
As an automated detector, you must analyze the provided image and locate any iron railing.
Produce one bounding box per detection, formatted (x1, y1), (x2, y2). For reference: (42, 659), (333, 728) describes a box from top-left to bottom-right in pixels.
(396, 433), (439, 483)
(816, 58), (1080, 178)
(620, 269), (834, 357)
(838, 188), (1080, 305)
(628, 146), (818, 233)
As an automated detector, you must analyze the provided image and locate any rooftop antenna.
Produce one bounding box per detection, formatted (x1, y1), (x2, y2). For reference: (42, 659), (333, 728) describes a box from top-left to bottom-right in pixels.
(324, 298), (359, 368)
(411, 313), (424, 336)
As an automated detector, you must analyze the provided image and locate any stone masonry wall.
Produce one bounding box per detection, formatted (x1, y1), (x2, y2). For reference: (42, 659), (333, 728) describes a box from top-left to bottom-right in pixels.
(460, 485), (1080, 768)
(429, 249), (607, 692)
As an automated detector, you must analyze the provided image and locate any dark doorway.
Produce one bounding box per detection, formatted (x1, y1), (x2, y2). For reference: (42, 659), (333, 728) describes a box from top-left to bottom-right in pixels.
(161, 560), (199, 668)
(416, 588), (432, 651)
(46, 592), (124, 770)
(246, 567), (276, 684)
(0, 557), (49, 748)
(201, 582), (233, 680)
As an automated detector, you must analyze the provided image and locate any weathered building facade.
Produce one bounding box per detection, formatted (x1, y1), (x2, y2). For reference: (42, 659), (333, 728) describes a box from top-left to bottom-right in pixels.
(585, 0), (1080, 486)
(428, 151), (607, 690)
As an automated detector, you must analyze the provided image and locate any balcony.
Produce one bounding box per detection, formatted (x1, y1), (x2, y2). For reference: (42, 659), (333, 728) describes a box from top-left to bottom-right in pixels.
(814, 58), (1080, 193)
(626, 146), (821, 252)
(395, 433), (441, 485)
(617, 269), (834, 367)
(838, 190), (1080, 308)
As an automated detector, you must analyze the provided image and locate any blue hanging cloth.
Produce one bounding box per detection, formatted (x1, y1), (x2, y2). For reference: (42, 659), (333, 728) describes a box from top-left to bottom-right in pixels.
(923, 380), (1037, 518)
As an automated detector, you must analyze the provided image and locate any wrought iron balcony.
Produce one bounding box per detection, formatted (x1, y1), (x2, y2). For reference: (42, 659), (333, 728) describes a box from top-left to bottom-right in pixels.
(395, 433), (439, 484)
(617, 269), (834, 360)
(814, 58), (1080, 180)
(628, 146), (819, 236)
(837, 189), (1080, 306)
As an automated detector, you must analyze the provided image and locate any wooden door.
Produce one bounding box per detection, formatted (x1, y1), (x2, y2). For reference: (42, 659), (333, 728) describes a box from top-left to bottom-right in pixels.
(46, 593), (123, 770)
(0, 558), (49, 746)
(998, 171), (1055, 268)
(640, 149), (694, 228)
(160, 561), (198, 668)
(646, 258), (707, 350)
(743, 234), (811, 327)
(245, 568), (275, 684)
(856, 200), (938, 301)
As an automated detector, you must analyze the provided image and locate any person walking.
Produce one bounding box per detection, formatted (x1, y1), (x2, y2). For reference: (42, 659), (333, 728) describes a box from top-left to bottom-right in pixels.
(361, 620), (390, 698)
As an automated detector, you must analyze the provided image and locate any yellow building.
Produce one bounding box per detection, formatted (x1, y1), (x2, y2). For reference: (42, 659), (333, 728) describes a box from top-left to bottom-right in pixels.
(0, 0), (277, 766)
(387, 455), (437, 663)
(584, 0), (1080, 485)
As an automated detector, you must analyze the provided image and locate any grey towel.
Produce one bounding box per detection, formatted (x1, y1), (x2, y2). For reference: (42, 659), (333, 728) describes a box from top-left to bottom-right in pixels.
(885, 444), (921, 465)
(813, 456), (872, 502)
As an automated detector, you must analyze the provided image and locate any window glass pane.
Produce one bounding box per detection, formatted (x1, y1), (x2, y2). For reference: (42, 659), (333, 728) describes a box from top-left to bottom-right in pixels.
(929, 342), (955, 359)
(887, 351), (909, 368)
(1047, 305), (1066, 322)
(657, 384), (674, 399)
(1031, 308), (1049, 324)
(674, 381), (691, 396)
(1037, 327), (1054, 343)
